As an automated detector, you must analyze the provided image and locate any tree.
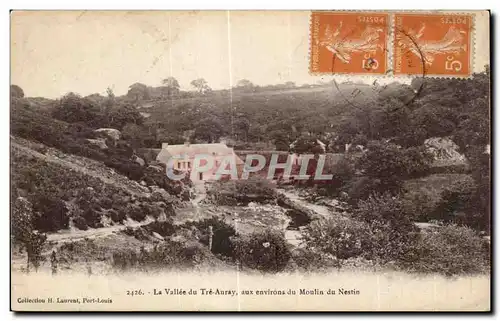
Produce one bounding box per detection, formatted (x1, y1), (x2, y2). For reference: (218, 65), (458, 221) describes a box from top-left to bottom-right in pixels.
(356, 140), (433, 195)
(104, 103), (144, 129)
(193, 116), (225, 143)
(122, 123), (146, 148)
(12, 197), (47, 273)
(105, 86), (115, 107)
(127, 83), (150, 102)
(52, 93), (104, 127)
(161, 77), (180, 97)
(11, 84), (24, 99)
(236, 79), (254, 90)
(190, 78), (211, 94)
(290, 135), (325, 155)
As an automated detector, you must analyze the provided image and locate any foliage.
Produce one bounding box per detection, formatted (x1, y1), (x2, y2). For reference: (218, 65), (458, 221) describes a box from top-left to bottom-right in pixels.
(161, 77), (180, 97)
(143, 220), (176, 237)
(355, 193), (419, 262)
(73, 216), (89, 230)
(11, 197), (47, 272)
(11, 84), (25, 99)
(209, 177), (276, 205)
(190, 78), (211, 93)
(290, 135), (325, 154)
(432, 176), (479, 226)
(234, 230), (291, 273)
(301, 217), (371, 261)
(400, 224), (490, 275)
(354, 141), (433, 199)
(112, 240), (211, 271)
(32, 193), (70, 232)
(182, 217), (236, 257)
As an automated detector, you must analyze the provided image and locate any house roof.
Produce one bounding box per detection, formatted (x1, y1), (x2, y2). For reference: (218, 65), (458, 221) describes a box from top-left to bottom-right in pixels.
(157, 143), (244, 165)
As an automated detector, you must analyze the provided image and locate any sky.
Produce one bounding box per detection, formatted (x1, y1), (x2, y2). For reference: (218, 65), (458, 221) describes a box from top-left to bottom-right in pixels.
(10, 10), (490, 98)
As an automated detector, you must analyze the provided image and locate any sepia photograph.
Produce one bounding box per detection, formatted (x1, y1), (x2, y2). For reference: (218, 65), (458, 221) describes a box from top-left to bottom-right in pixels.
(10, 10), (491, 311)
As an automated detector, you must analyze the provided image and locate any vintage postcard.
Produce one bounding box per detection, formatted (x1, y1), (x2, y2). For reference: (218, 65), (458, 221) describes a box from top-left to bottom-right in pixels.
(10, 10), (491, 311)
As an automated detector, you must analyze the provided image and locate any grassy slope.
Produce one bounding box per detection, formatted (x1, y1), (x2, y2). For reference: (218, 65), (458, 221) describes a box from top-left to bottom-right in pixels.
(140, 84), (377, 128)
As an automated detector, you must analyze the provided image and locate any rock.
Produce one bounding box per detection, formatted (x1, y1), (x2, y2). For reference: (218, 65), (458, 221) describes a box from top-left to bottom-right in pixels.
(424, 137), (466, 162)
(140, 180), (147, 186)
(152, 232), (164, 240)
(94, 128), (121, 141)
(86, 138), (108, 150)
(147, 165), (163, 173)
(132, 155), (145, 166)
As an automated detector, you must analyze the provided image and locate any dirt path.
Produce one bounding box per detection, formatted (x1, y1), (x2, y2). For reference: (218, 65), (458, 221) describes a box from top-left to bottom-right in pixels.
(46, 218), (155, 244)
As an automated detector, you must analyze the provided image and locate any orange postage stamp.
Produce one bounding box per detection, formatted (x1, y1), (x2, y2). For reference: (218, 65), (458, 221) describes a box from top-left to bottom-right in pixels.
(394, 13), (473, 76)
(310, 11), (389, 74)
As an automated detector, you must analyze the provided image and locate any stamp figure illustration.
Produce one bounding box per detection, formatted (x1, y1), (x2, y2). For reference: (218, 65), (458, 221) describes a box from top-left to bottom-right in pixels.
(310, 12), (389, 74)
(394, 13), (472, 76)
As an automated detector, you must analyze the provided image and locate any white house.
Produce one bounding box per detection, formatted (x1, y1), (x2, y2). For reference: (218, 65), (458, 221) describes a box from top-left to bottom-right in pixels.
(156, 142), (244, 181)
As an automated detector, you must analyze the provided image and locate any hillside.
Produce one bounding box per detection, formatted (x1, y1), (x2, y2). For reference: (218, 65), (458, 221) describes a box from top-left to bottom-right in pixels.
(11, 135), (178, 233)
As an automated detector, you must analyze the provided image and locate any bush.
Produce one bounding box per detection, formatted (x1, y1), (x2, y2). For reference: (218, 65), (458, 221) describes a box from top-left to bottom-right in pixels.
(433, 177), (476, 224)
(402, 189), (436, 222)
(285, 209), (312, 229)
(354, 141), (433, 198)
(209, 177), (277, 205)
(301, 217), (371, 261)
(32, 194), (70, 232)
(73, 216), (89, 230)
(82, 208), (103, 228)
(234, 230), (291, 272)
(182, 217), (236, 257)
(291, 247), (339, 271)
(108, 209), (126, 223)
(355, 193), (419, 262)
(400, 224), (490, 275)
(112, 240), (211, 271)
(344, 176), (399, 204)
(355, 193), (414, 228)
(143, 220), (176, 237)
(127, 204), (147, 222)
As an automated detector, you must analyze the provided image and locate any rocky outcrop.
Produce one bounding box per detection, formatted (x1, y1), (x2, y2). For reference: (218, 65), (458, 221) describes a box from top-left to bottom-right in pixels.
(94, 128), (121, 141)
(86, 138), (108, 150)
(424, 137), (466, 162)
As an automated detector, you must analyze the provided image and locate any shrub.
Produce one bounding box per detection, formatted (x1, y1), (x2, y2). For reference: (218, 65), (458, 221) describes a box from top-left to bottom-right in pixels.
(108, 209), (126, 223)
(140, 203), (163, 220)
(301, 217), (371, 261)
(209, 177), (276, 205)
(344, 176), (400, 204)
(291, 247), (339, 271)
(182, 217), (236, 257)
(402, 189), (436, 222)
(73, 216), (89, 231)
(400, 224), (490, 275)
(143, 220), (176, 237)
(99, 197), (114, 210)
(355, 193), (419, 263)
(354, 141), (433, 198)
(32, 194), (70, 232)
(127, 204), (148, 222)
(234, 230), (291, 272)
(112, 240), (211, 271)
(355, 193), (414, 228)
(285, 209), (312, 229)
(82, 208), (103, 228)
(433, 177), (476, 224)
